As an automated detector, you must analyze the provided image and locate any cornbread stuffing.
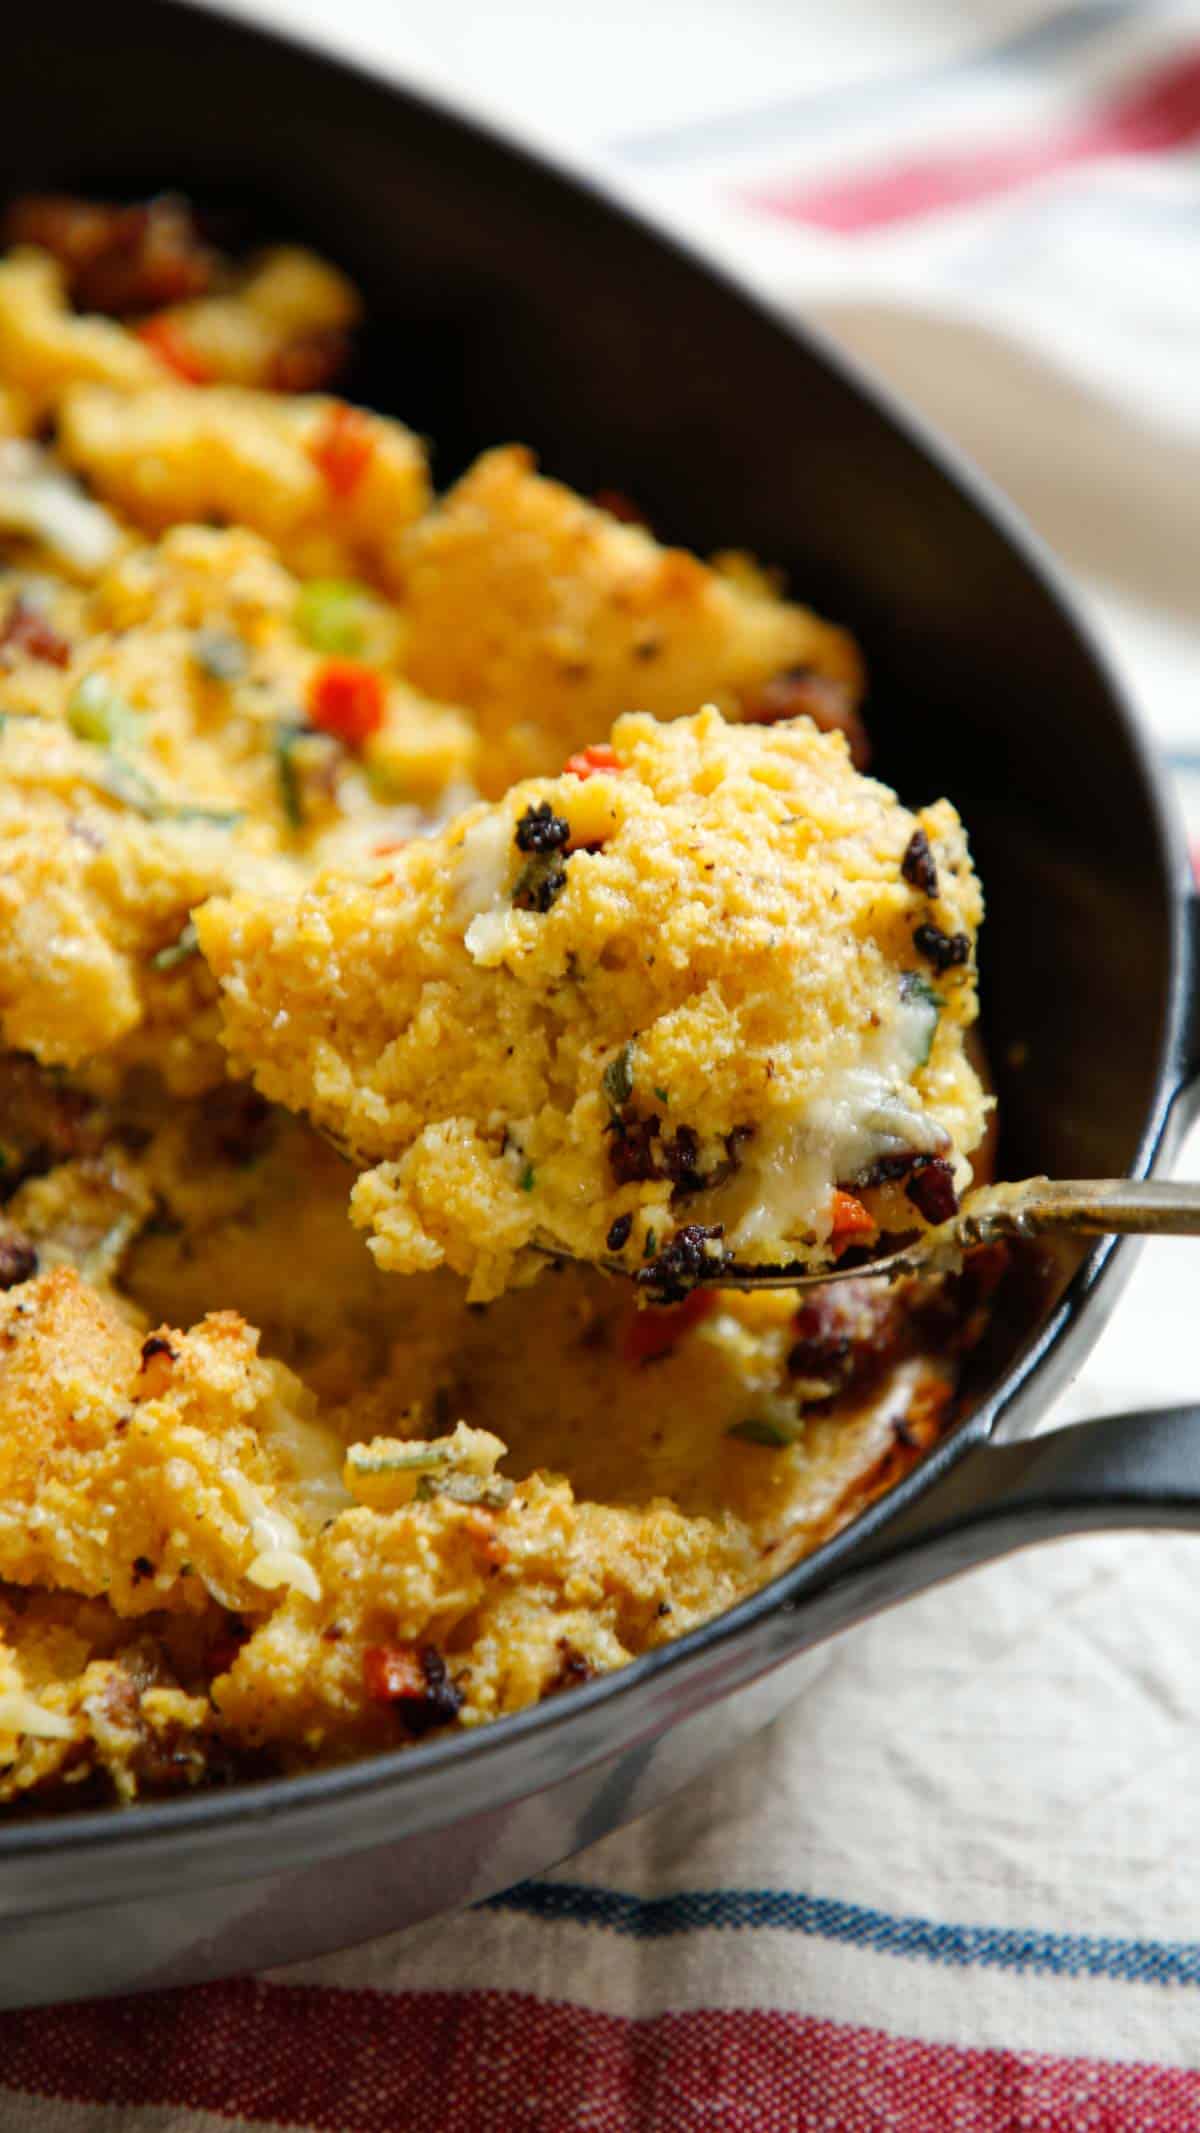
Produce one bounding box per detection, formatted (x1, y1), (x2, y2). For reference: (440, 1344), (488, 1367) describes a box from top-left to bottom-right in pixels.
(0, 192), (999, 1808)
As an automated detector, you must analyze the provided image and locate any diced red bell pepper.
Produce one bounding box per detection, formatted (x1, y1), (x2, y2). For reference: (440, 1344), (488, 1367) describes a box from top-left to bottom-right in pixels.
(622, 1286), (716, 1366)
(307, 658), (386, 748)
(829, 1189), (876, 1256)
(308, 401), (376, 498)
(362, 1643), (426, 1705)
(563, 742), (623, 781)
(137, 312), (213, 384)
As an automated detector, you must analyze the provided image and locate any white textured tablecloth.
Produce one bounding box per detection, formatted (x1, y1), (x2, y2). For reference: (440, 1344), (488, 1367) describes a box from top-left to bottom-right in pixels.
(8, 4), (1200, 2123)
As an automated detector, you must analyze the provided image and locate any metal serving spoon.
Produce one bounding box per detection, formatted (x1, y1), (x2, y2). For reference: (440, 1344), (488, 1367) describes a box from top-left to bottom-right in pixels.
(620, 1177), (1200, 1297)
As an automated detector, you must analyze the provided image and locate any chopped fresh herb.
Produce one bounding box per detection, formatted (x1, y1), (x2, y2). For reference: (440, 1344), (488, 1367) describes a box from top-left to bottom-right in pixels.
(519, 1161), (536, 1192)
(603, 1040), (636, 1115)
(346, 1442), (447, 1478)
(900, 969), (940, 1011)
(416, 1472), (515, 1508)
(193, 629), (249, 683)
(512, 851), (567, 912)
(654, 1086), (669, 1105)
(151, 919), (199, 971)
(643, 1228), (657, 1259)
(68, 673), (143, 750)
(274, 720), (308, 829)
(727, 1417), (794, 1449)
(294, 578), (369, 656)
(899, 968), (941, 1068)
(174, 804), (244, 827)
(95, 754), (166, 817)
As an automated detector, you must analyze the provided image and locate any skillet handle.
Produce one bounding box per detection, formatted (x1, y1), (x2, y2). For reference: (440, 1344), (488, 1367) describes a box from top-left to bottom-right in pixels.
(790, 1407), (1200, 1648)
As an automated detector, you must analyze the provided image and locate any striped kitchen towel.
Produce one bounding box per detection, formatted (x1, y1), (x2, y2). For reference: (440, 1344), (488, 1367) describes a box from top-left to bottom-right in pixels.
(6, 2), (1200, 2124)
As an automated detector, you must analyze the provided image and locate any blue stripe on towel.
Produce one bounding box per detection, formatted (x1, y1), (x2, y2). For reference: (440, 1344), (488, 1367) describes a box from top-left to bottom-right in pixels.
(485, 1881), (1200, 1986)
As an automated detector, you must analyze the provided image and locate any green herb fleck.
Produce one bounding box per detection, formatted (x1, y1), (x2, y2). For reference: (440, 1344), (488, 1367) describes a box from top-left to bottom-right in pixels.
(96, 754), (167, 817)
(643, 1228), (657, 1260)
(68, 673), (143, 750)
(603, 1040), (635, 1115)
(295, 578), (369, 656)
(512, 851), (567, 913)
(152, 919), (199, 972)
(174, 804), (244, 827)
(92, 754), (241, 827)
(274, 720), (308, 829)
(193, 630), (249, 683)
(653, 1086), (669, 1105)
(519, 1161), (536, 1192)
(900, 968), (941, 1068)
(727, 1418), (794, 1449)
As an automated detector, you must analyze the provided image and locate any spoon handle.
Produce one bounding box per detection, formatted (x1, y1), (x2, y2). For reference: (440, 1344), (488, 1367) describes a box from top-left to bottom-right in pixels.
(689, 1176), (1200, 1294)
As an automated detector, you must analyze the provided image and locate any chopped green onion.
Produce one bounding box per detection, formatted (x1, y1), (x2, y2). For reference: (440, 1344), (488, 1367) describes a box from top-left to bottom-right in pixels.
(67, 673), (143, 750)
(519, 1161), (536, 1192)
(727, 1418), (794, 1449)
(643, 1228), (657, 1260)
(96, 754), (166, 817)
(151, 919), (199, 972)
(653, 1086), (669, 1105)
(193, 630), (249, 683)
(93, 755), (242, 827)
(274, 720), (308, 829)
(295, 579), (370, 656)
(603, 1040), (635, 1115)
(346, 1442), (447, 1478)
(173, 804), (244, 827)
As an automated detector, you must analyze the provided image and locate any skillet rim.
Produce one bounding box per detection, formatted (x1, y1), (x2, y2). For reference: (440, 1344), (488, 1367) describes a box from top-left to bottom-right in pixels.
(0, 0), (1190, 1871)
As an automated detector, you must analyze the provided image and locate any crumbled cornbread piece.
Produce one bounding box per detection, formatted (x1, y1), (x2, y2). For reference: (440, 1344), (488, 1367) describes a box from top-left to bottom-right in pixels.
(58, 384), (430, 581)
(394, 445), (864, 790)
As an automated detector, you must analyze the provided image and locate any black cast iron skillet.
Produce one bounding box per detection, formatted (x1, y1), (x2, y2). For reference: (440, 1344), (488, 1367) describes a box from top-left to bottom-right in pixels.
(1, 0), (1199, 2011)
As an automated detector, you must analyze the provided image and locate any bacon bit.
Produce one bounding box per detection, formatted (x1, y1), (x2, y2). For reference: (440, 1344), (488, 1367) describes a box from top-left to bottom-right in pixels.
(593, 488), (648, 526)
(5, 193), (216, 314)
(0, 597), (69, 667)
(269, 328), (349, 394)
(363, 1644), (425, 1704)
(307, 659), (386, 748)
(563, 742), (623, 781)
(549, 1638), (597, 1693)
(621, 1286), (716, 1366)
(137, 312), (213, 384)
(904, 1156), (959, 1225)
(463, 1508), (509, 1567)
(0, 1235), (37, 1290)
(309, 402), (375, 498)
(362, 1643), (464, 1733)
(829, 1189), (876, 1255)
(741, 668), (870, 770)
(137, 1332), (177, 1399)
(206, 1620), (251, 1677)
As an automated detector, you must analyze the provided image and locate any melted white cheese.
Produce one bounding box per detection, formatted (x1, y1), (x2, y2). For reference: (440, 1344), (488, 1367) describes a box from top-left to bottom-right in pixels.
(0, 441), (122, 571)
(0, 1692), (75, 1741)
(727, 999), (950, 1252)
(454, 812), (526, 965)
(226, 1469), (323, 1603)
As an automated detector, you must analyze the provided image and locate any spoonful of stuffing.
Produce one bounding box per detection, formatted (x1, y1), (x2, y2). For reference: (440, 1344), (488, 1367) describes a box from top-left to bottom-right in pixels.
(197, 703), (1005, 1304)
